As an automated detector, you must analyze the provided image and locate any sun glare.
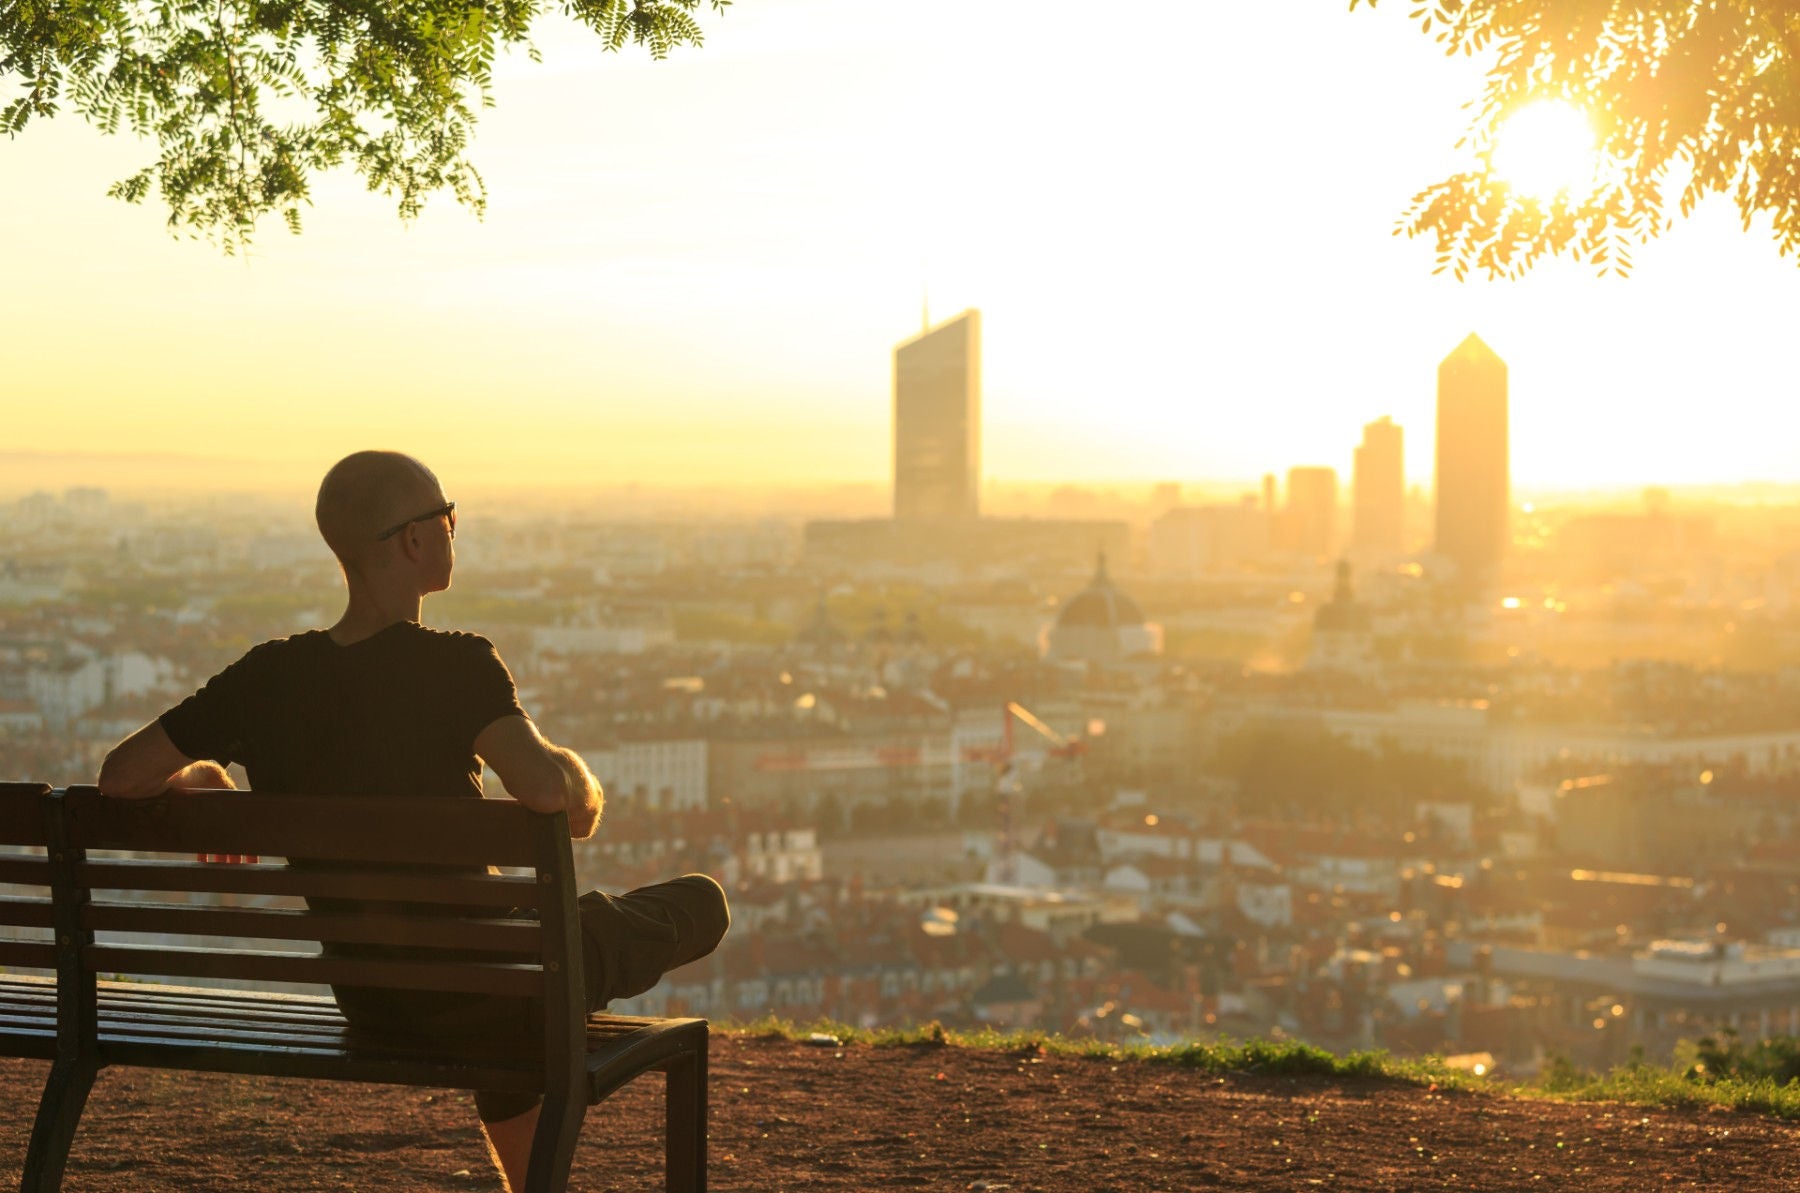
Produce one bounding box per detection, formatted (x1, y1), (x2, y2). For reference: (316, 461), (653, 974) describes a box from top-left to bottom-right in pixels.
(1493, 100), (1597, 199)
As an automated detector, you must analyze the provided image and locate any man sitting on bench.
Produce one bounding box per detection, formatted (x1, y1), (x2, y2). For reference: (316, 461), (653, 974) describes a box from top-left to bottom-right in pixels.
(94, 449), (730, 1193)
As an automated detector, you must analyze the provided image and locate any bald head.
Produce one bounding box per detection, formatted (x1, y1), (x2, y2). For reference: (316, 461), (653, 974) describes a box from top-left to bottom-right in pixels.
(316, 451), (444, 566)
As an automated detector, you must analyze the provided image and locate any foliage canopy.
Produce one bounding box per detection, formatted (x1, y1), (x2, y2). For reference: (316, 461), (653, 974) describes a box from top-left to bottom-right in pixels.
(1, 0), (727, 247)
(1358, 0), (1800, 276)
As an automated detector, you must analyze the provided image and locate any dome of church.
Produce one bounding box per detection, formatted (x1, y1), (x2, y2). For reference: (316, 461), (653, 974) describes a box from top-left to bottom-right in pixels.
(1043, 552), (1162, 663)
(1053, 553), (1146, 630)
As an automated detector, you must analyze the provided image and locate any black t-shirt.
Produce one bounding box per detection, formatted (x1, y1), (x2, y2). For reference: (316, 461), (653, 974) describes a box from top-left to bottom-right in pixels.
(160, 621), (529, 1028)
(161, 621), (523, 797)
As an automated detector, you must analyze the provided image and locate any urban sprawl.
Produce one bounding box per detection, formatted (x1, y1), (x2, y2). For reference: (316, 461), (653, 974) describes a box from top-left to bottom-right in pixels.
(8, 322), (1800, 1080)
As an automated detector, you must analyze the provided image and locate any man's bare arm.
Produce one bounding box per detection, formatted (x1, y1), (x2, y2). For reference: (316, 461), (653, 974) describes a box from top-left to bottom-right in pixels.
(474, 715), (603, 839)
(98, 720), (230, 798)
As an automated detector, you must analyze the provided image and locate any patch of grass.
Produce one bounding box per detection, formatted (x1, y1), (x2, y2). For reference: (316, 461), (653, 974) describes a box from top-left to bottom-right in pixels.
(723, 1016), (1464, 1086)
(1533, 1049), (1800, 1119)
(722, 1018), (1800, 1117)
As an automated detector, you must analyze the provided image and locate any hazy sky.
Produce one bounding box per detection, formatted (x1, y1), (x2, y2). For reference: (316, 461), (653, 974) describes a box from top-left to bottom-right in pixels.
(6, 0), (1800, 494)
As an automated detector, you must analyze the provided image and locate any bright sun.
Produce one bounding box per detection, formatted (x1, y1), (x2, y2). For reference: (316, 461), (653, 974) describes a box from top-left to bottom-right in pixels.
(1493, 100), (1597, 199)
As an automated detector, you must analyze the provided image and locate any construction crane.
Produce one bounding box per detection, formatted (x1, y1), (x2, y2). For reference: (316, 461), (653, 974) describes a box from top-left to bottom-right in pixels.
(992, 702), (1089, 885)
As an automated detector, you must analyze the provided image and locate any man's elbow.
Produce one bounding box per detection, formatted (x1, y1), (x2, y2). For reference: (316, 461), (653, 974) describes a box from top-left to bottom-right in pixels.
(97, 752), (155, 800)
(502, 756), (571, 814)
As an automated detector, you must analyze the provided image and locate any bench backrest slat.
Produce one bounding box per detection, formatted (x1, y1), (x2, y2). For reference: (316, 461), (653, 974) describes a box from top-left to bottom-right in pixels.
(0, 784), (51, 848)
(63, 787), (539, 867)
(0, 895), (53, 930)
(0, 857), (52, 888)
(82, 902), (542, 954)
(78, 859), (541, 909)
(0, 941), (56, 969)
(86, 943), (548, 996)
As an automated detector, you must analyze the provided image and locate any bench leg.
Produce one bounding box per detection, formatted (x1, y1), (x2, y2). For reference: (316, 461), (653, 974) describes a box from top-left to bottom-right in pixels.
(521, 1095), (586, 1193)
(21, 1056), (97, 1193)
(665, 1047), (707, 1193)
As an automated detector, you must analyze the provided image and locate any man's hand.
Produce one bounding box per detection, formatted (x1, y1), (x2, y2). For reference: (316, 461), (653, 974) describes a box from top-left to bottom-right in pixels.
(547, 746), (603, 840)
(170, 762), (257, 863)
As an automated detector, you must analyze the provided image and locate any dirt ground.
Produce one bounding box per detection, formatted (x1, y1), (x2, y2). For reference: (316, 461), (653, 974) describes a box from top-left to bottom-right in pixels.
(6, 1034), (1800, 1191)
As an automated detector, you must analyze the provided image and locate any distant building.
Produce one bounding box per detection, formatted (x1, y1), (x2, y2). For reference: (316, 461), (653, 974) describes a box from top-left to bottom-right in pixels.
(1147, 499), (1269, 576)
(1435, 334), (1509, 585)
(1042, 552), (1163, 663)
(1353, 416), (1405, 558)
(578, 739), (710, 813)
(802, 517), (1128, 579)
(894, 309), (981, 521)
(1285, 466), (1338, 558)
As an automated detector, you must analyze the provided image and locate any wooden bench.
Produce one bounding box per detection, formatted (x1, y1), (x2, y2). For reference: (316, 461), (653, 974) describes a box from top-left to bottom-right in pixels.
(0, 782), (708, 1193)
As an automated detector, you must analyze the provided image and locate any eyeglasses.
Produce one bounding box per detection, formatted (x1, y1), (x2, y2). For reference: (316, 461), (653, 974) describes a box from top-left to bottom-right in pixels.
(375, 501), (456, 542)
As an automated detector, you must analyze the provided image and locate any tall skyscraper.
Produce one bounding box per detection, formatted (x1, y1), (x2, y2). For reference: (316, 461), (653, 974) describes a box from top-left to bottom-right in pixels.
(893, 309), (981, 521)
(1286, 466), (1338, 558)
(1353, 416), (1405, 558)
(1434, 333), (1509, 583)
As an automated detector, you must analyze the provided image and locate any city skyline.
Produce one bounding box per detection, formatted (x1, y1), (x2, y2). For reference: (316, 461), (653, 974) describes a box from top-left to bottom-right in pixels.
(7, 1), (1800, 493)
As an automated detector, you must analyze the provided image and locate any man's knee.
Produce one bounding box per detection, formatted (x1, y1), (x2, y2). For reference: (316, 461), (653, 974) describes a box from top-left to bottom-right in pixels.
(675, 873), (730, 953)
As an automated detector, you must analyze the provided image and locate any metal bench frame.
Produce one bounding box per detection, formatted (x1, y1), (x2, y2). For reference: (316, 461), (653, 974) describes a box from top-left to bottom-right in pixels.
(0, 783), (707, 1193)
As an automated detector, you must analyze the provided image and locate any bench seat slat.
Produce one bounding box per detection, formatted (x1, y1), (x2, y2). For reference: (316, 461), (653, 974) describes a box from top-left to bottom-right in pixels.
(101, 1001), (347, 1029)
(64, 788), (538, 867)
(86, 944), (546, 996)
(97, 1014), (415, 1051)
(83, 902), (543, 954)
(3, 978), (337, 1025)
(95, 978), (336, 1011)
(79, 859), (541, 909)
(12, 994), (349, 1036)
(0, 988), (55, 1010)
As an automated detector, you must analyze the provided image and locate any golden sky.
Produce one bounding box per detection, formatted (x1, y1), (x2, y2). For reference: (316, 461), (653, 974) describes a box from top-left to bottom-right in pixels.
(5, 0), (1799, 494)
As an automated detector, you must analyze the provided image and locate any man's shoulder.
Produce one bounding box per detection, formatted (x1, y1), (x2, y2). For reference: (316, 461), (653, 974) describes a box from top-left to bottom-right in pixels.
(408, 624), (502, 654)
(234, 630), (332, 666)
(402, 624), (514, 672)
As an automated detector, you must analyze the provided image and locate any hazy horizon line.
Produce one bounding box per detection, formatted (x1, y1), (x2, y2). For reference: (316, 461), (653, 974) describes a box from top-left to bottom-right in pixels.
(7, 452), (1800, 511)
